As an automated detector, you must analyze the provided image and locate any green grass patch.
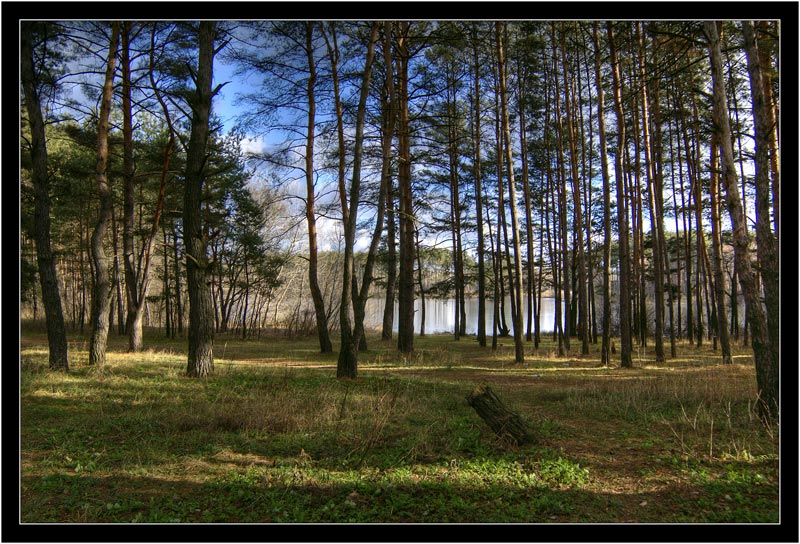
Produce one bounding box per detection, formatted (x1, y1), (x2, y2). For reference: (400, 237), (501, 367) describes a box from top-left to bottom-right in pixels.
(18, 329), (779, 523)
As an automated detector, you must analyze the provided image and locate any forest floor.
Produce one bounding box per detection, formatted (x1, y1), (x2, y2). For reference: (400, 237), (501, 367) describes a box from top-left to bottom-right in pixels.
(17, 327), (781, 535)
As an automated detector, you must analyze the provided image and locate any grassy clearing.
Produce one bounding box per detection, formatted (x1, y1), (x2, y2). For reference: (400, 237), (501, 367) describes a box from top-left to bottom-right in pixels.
(18, 328), (779, 524)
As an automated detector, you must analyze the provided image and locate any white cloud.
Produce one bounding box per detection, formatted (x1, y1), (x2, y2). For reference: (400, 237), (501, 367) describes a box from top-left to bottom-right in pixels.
(240, 135), (266, 156)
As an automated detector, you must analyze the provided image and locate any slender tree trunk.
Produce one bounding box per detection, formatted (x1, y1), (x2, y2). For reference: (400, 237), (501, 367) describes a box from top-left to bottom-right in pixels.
(21, 22), (69, 370)
(607, 22), (632, 368)
(471, 23), (487, 347)
(551, 25), (571, 352)
(592, 23), (612, 367)
(635, 23), (664, 362)
(184, 21), (220, 378)
(88, 22), (120, 366)
(173, 225), (183, 336)
(560, 26), (589, 355)
(306, 22), (333, 353)
(517, 55), (534, 344)
(496, 22), (524, 364)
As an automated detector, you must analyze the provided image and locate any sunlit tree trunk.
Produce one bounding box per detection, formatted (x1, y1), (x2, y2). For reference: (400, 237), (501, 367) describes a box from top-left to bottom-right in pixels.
(496, 22), (525, 364)
(88, 22), (120, 366)
(184, 21), (221, 378)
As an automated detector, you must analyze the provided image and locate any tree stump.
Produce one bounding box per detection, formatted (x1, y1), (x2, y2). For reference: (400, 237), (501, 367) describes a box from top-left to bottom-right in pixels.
(466, 384), (533, 446)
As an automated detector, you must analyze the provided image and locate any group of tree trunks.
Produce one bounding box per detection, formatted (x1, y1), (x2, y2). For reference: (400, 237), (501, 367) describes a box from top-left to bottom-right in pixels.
(21, 20), (780, 422)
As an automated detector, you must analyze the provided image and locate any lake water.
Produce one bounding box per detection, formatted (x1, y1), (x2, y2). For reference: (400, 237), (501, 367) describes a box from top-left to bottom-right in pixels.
(363, 297), (563, 335)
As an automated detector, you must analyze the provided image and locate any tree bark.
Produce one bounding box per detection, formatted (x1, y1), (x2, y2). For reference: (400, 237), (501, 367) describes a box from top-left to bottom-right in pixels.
(20, 22), (70, 371)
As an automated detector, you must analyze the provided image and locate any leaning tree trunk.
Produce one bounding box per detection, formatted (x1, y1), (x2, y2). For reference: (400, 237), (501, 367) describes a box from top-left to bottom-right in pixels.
(21, 22), (69, 371)
(88, 22), (120, 366)
(705, 21), (777, 422)
(184, 21), (220, 378)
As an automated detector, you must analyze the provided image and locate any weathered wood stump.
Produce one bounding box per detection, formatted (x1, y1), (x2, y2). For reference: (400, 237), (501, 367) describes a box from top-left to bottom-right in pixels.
(466, 384), (533, 446)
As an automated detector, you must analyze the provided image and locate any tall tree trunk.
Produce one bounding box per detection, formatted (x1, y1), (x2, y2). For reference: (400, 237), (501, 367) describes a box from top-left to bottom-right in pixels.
(21, 22), (69, 370)
(173, 224), (183, 336)
(396, 22), (415, 354)
(184, 21), (220, 378)
(551, 24), (571, 352)
(496, 22), (524, 364)
(592, 23), (612, 367)
(517, 54), (534, 344)
(560, 25), (589, 356)
(337, 22), (379, 378)
(705, 21), (776, 422)
(471, 23), (487, 347)
(741, 20), (780, 421)
(607, 22), (632, 368)
(88, 22), (120, 366)
(306, 22), (333, 353)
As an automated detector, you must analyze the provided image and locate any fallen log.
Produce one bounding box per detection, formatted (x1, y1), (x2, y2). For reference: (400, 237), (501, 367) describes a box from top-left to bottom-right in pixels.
(466, 384), (533, 446)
